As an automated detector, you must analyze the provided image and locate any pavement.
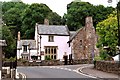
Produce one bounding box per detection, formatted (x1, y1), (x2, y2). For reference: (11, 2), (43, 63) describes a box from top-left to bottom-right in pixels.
(79, 64), (119, 79)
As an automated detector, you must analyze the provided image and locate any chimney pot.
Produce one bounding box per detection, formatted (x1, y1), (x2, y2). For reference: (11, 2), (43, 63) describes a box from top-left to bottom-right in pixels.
(44, 19), (49, 25)
(85, 17), (93, 27)
(18, 31), (20, 41)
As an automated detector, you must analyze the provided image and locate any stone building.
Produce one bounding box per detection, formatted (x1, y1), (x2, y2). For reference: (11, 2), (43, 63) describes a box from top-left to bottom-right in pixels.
(68, 17), (99, 60)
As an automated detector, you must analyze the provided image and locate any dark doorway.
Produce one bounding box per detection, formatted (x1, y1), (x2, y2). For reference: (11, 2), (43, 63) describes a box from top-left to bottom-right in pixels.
(31, 56), (38, 60)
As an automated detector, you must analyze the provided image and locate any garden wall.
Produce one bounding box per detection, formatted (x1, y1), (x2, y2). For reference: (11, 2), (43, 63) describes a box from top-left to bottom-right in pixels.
(17, 59), (93, 66)
(94, 61), (120, 74)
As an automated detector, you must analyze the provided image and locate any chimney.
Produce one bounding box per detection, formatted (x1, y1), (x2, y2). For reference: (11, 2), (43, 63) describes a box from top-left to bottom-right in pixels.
(18, 31), (20, 41)
(85, 17), (93, 27)
(44, 18), (49, 25)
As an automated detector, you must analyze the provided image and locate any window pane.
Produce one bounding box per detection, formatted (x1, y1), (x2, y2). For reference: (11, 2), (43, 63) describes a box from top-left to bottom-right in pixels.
(48, 48), (50, 54)
(54, 48), (56, 54)
(54, 55), (56, 59)
(48, 36), (54, 42)
(23, 45), (27, 52)
(45, 48), (47, 54)
(51, 48), (53, 54)
(51, 55), (53, 59)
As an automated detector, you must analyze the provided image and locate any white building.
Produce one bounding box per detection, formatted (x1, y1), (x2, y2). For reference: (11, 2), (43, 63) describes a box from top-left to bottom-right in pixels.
(17, 20), (71, 60)
(35, 23), (71, 60)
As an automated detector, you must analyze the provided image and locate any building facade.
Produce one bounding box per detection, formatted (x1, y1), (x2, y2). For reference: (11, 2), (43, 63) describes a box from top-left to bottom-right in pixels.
(17, 20), (71, 60)
(68, 17), (99, 60)
(35, 22), (71, 60)
(17, 17), (99, 61)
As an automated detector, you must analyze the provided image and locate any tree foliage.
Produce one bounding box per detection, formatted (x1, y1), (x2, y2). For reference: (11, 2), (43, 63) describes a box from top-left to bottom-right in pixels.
(0, 25), (16, 58)
(2, 2), (28, 37)
(21, 3), (62, 39)
(2, 1), (63, 58)
(47, 12), (62, 25)
(96, 12), (118, 56)
(65, 1), (115, 31)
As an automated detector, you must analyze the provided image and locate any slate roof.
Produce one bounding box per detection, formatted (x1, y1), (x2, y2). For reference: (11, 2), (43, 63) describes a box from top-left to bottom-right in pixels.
(37, 25), (70, 36)
(70, 31), (76, 40)
(17, 40), (36, 50)
(68, 28), (83, 43)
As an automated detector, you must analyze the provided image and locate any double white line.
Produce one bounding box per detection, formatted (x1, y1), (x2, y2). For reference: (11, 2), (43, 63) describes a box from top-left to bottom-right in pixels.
(18, 72), (26, 80)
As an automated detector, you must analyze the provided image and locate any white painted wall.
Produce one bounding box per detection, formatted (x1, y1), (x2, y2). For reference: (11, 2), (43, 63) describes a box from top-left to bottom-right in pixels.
(17, 49), (37, 60)
(38, 35), (71, 60)
(113, 55), (119, 61)
(17, 41), (37, 59)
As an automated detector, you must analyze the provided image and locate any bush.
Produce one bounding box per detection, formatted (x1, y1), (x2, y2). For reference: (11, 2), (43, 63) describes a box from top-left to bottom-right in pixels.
(94, 56), (102, 61)
(45, 56), (51, 60)
(3, 57), (16, 62)
(99, 50), (109, 60)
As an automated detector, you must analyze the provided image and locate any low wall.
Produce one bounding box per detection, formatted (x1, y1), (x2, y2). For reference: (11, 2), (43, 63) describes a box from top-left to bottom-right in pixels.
(17, 59), (93, 66)
(94, 61), (120, 74)
(17, 60), (62, 66)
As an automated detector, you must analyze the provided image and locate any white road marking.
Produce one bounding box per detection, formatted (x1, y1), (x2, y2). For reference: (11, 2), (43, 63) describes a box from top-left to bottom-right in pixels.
(19, 72), (27, 80)
(18, 64), (97, 79)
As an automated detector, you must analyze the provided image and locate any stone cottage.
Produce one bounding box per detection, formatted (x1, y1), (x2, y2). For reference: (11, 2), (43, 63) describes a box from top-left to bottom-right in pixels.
(68, 17), (99, 60)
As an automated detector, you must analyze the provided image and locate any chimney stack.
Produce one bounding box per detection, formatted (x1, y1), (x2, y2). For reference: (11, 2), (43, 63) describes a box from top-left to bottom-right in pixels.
(18, 31), (20, 41)
(85, 17), (93, 27)
(44, 18), (49, 25)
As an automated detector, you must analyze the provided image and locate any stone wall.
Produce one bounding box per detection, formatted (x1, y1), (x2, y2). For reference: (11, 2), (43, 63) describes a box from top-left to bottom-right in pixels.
(71, 17), (98, 60)
(94, 61), (120, 74)
(17, 59), (93, 66)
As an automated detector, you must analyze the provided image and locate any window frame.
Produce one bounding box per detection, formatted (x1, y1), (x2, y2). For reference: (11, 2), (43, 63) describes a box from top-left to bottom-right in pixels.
(48, 35), (54, 42)
(44, 46), (57, 60)
(23, 45), (27, 52)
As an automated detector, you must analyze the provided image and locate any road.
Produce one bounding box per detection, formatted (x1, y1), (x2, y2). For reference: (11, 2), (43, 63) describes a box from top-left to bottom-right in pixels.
(17, 64), (96, 79)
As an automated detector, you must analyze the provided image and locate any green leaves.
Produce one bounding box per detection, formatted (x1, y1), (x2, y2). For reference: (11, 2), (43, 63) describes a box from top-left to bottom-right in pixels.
(0, 25), (16, 58)
(21, 3), (52, 39)
(96, 13), (118, 56)
(65, 1), (114, 31)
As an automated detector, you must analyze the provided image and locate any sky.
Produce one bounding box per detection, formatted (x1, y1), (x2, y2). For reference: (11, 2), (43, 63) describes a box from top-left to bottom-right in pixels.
(0, 0), (118, 16)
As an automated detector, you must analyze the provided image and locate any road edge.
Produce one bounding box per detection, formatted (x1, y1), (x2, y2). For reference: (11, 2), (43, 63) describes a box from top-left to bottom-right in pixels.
(76, 64), (99, 79)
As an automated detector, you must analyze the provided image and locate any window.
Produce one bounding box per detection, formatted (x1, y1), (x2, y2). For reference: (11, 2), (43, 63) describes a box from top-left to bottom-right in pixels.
(80, 40), (82, 47)
(23, 45), (27, 52)
(48, 36), (54, 42)
(44, 46), (57, 60)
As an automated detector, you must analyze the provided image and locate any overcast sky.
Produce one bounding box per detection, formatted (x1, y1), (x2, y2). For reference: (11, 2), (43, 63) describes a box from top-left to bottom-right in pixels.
(0, 0), (118, 16)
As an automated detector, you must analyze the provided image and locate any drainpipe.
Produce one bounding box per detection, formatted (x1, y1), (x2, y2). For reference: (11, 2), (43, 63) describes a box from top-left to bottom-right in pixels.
(39, 36), (42, 60)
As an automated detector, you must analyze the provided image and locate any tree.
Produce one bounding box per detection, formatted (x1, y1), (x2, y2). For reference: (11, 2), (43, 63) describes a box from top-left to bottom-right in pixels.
(47, 12), (62, 25)
(21, 3), (52, 39)
(65, 1), (115, 31)
(96, 12), (118, 56)
(0, 25), (16, 58)
(2, 2), (17, 14)
(2, 2), (28, 37)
